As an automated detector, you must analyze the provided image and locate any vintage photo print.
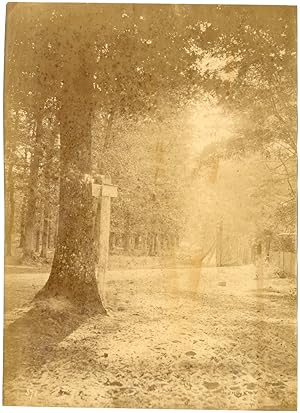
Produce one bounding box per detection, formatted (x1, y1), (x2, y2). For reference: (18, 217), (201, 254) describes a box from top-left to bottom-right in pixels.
(3, 3), (297, 410)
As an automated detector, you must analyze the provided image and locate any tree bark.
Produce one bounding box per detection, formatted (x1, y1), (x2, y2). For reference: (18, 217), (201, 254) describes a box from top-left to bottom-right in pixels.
(35, 64), (106, 313)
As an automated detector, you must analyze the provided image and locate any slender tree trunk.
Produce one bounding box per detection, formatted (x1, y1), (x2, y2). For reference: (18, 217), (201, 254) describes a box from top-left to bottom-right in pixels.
(19, 149), (29, 248)
(23, 117), (43, 258)
(124, 232), (130, 252)
(141, 233), (147, 255)
(165, 234), (170, 253)
(47, 217), (51, 249)
(148, 234), (152, 256)
(109, 231), (115, 250)
(35, 65), (106, 313)
(35, 228), (40, 253)
(149, 233), (157, 256)
(53, 213), (59, 249)
(19, 201), (26, 248)
(54, 227), (57, 249)
(41, 128), (56, 259)
(251, 244), (256, 263)
(265, 236), (271, 263)
(123, 214), (131, 253)
(147, 232), (152, 256)
(5, 161), (15, 256)
(5, 111), (19, 256)
(134, 233), (140, 249)
(40, 203), (49, 258)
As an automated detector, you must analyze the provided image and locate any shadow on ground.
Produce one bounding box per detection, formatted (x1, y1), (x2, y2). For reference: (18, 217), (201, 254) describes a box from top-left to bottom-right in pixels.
(3, 298), (93, 383)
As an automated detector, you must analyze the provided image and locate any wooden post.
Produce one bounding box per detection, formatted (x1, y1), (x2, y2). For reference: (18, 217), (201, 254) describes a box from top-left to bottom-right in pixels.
(92, 175), (117, 306)
(98, 175), (112, 274)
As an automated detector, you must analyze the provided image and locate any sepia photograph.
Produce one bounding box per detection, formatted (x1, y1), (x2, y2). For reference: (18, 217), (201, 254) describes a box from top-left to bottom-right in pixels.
(2, 2), (297, 410)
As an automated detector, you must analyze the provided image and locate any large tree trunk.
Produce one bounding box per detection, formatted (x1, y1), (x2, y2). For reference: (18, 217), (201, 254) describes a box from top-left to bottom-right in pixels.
(23, 117), (42, 258)
(36, 64), (106, 313)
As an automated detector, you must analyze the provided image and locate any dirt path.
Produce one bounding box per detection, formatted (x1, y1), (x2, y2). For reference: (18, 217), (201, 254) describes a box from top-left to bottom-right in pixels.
(3, 265), (297, 409)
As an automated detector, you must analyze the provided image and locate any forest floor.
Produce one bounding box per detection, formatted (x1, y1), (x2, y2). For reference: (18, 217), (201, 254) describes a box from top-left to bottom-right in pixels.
(3, 263), (297, 410)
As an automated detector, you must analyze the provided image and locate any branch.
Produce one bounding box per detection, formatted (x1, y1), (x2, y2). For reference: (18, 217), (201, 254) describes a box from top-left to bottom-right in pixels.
(278, 155), (296, 198)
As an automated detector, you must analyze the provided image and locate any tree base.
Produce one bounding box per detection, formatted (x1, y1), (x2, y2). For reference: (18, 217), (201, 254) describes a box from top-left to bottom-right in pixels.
(34, 280), (107, 316)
